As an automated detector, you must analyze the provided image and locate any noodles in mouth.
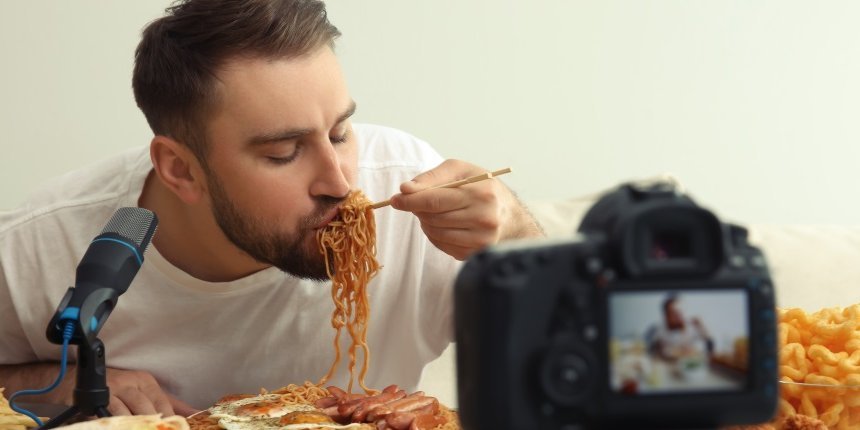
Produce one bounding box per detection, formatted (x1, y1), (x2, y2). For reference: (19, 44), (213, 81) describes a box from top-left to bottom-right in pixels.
(316, 190), (381, 394)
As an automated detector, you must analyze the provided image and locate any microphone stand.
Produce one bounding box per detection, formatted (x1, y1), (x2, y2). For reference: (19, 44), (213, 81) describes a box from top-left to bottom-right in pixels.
(35, 207), (158, 429)
(39, 287), (118, 429)
(38, 337), (111, 429)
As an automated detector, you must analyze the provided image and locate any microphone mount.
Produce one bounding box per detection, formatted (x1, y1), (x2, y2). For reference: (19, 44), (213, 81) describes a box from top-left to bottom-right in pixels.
(35, 207), (158, 429)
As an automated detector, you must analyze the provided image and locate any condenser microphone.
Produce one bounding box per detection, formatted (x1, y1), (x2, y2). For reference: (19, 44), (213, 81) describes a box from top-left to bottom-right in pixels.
(46, 207), (158, 345)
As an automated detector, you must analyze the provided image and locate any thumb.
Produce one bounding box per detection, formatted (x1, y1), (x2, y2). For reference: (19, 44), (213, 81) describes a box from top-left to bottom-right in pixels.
(168, 394), (199, 417)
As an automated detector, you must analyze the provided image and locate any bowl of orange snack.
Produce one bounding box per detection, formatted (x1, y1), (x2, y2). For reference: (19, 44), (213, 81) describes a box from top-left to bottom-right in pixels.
(774, 305), (860, 429)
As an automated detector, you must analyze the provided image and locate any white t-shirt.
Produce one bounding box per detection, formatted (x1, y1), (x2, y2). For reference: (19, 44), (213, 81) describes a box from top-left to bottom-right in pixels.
(650, 322), (709, 359)
(0, 124), (461, 408)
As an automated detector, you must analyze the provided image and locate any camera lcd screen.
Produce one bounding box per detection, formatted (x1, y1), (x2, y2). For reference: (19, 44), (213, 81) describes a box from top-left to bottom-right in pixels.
(608, 289), (749, 395)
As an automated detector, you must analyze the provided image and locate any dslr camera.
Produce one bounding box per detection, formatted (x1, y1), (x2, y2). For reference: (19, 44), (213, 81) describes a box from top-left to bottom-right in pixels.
(455, 182), (778, 429)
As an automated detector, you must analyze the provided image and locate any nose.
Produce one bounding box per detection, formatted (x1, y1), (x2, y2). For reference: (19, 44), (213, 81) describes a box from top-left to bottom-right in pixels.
(309, 139), (350, 198)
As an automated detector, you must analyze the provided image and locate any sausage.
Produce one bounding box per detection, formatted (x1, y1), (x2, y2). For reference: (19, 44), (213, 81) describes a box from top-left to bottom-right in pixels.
(314, 396), (338, 409)
(385, 411), (417, 430)
(382, 392), (425, 412)
(389, 396), (436, 414)
(327, 386), (347, 400)
(352, 390), (407, 422)
(366, 390), (407, 421)
(367, 390), (424, 421)
(366, 405), (392, 422)
(338, 394), (370, 417)
(386, 402), (441, 430)
(414, 401), (440, 417)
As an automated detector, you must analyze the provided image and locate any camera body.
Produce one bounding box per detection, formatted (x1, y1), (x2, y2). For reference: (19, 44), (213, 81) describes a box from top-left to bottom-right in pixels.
(455, 183), (778, 429)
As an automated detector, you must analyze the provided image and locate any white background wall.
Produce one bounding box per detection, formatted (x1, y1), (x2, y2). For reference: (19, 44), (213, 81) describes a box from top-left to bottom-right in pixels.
(2, 1), (859, 224)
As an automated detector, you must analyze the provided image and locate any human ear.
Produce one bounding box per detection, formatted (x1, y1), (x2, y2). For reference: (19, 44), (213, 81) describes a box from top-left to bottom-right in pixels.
(149, 136), (207, 204)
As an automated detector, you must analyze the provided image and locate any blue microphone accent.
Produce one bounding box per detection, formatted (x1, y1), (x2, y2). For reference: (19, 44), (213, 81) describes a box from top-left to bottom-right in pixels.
(58, 307), (98, 332)
(91, 237), (142, 265)
(59, 307), (80, 321)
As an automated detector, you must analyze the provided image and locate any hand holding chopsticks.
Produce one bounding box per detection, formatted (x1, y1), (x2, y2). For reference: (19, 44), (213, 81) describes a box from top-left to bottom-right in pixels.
(371, 168), (512, 210)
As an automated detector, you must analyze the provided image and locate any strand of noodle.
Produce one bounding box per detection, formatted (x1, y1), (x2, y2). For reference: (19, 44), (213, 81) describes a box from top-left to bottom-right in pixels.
(316, 190), (380, 394)
(318, 227), (346, 386)
(272, 382), (330, 404)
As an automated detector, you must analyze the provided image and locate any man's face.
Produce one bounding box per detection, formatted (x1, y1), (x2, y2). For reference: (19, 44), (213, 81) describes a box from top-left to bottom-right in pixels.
(665, 302), (685, 330)
(202, 47), (357, 280)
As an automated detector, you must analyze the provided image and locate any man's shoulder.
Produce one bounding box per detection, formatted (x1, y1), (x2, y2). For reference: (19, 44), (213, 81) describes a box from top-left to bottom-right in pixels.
(353, 123), (443, 172)
(0, 146), (151, 239)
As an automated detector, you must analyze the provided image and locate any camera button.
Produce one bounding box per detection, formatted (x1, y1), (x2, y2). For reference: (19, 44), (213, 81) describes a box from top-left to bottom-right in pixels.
(583, 325), (598, 342)
(584, 257), (602, 275)
(764, 383), (776, 398)
(540, 348), (595, 406)
(762, 333), (776, 349)
(729, 255), (746, 268)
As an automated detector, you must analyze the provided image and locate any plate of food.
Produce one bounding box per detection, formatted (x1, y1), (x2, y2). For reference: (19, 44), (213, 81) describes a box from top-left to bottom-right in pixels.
(187, 382), (459, 430)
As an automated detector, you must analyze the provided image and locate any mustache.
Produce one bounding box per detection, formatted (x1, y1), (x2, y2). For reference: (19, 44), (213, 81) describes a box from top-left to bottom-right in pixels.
(301, 194), (347, 229)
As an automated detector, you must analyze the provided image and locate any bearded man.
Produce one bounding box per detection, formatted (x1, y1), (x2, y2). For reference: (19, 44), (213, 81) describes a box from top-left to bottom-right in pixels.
(0, 0), (543, 417)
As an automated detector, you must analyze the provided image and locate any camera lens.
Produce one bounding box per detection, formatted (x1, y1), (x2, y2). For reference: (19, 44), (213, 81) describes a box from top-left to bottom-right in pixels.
(540, 348), (594, 406)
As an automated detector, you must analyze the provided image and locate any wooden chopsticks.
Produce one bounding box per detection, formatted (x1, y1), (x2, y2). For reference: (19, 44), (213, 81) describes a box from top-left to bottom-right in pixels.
(371, 167), (512, 209)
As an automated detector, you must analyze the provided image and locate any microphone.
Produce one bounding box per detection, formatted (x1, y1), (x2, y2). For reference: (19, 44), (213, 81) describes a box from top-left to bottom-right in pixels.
(46, 207), (158, 345)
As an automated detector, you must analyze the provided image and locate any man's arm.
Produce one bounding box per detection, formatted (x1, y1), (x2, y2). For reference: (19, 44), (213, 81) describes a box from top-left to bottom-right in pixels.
(500, 190), (545, 240)
(390, 159), (545, 261)
(0, 364), (197, 417)
(0, 363), (75, 405)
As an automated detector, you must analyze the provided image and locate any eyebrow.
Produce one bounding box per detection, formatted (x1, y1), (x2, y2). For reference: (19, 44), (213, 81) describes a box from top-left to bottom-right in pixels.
(247, 101), (357, 146)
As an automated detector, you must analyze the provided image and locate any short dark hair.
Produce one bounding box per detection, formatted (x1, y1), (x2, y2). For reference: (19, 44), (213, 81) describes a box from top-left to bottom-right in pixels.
(662, 294), (678, 315)
(132, 0), (341, 161)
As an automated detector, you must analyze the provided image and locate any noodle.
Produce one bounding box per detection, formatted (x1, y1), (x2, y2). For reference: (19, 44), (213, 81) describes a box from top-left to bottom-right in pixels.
(271, 382), (330, 404)
(316, 190), (381, 394)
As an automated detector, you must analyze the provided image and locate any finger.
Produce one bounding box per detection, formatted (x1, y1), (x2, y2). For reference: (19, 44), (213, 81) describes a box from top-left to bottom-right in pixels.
(128, 374), (173, 417)
(391, 188), (470, 214)
(138, 380), (175, 417)
(108, 395), (132, 416)
(115, 387), (159, 415)
(400, 160), (484, 194)
(423, 225), (496, 251)
(168, 394), (200, 417)
(415, 208), (500, 231)
(423, 224), (473, 247)
(425, 239), (478, 261)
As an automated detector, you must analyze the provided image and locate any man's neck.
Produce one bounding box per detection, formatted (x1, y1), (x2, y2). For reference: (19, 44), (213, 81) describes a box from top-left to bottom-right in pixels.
(137, 170), (270, 283)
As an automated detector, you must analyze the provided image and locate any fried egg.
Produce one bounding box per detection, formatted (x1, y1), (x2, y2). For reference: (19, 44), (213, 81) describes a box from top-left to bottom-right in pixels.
(207, 394), (367, 430)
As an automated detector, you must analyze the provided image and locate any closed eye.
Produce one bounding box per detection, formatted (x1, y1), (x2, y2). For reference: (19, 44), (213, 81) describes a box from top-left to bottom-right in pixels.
(330, 129), (350, 144)
(266, 145), (301, 165)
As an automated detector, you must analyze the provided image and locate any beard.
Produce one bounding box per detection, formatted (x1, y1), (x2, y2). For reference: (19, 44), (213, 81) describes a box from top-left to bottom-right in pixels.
(206, 172), (344, 281)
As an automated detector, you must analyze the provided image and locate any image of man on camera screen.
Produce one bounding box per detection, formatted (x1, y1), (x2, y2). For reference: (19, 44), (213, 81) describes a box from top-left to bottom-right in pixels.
(609, 290), (749, 395)
(651, 294), (714, 362)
